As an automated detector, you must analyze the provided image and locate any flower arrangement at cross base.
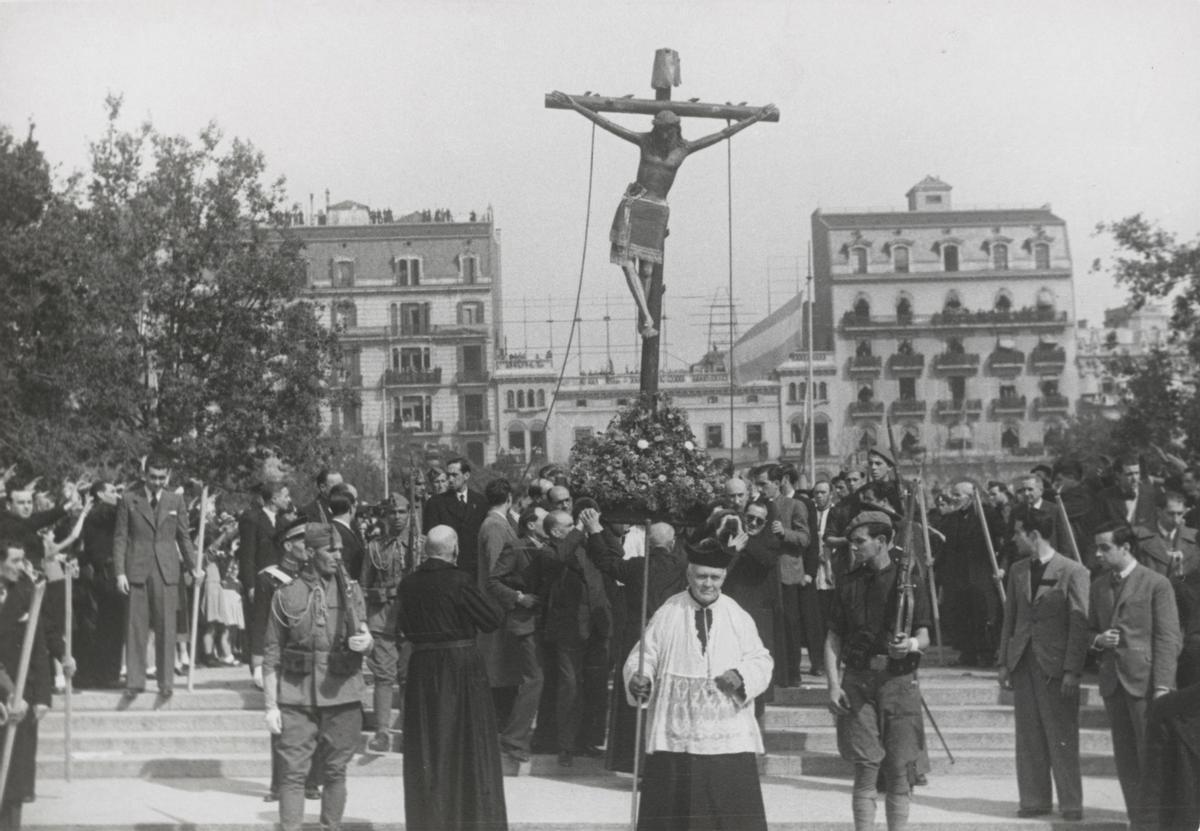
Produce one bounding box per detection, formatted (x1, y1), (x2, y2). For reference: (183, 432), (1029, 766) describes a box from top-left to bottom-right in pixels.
(568, 394), (725, 524)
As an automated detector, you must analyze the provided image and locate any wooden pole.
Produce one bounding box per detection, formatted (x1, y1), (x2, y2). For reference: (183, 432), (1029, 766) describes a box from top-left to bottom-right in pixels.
(544, 93), (780, 123)
(64, 566), (73, 780)
(1054, 493), (1082, 562)
(0, 579), (47, 807)
(186, 485), (209, 693)
(630, 519), (653, 830)
(914, 484), (944, 666)
(972, 488), (1007, 605)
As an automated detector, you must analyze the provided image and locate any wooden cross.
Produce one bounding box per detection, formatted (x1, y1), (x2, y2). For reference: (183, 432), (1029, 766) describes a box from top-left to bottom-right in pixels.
(545, 48), (778, 401)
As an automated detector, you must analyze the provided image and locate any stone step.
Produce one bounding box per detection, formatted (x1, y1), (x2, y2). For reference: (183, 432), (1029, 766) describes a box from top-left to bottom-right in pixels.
(763, 725), (1113, 754)
(764, 705), (1111, 730)
(772, 683), (1105, 708)
(762, 751), (1117, 777)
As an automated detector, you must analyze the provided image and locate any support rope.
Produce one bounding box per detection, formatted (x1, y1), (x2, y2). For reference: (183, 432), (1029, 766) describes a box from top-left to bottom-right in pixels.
(521, 123), (596, 481)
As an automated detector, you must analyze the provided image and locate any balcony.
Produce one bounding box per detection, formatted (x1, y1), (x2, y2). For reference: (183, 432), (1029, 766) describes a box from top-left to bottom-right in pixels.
(886, 353), (925, 376)
(432, 323), (489, 340)
(457, 418), (492, 433)
(890, 399), (928, 418)
(1035, 394), (1070, 415)
(383, 367), (442, 386)
(848, 355), (882, 377)
(991, 395), (1028, 417)
(847, 400), (885, 419)
(933, 352), (981, 376)
(988, 349), (1026, 376)
(934, 398), (983, 418)
(840, 308), (1069, 335)
(456, 369), (491, 384)
(332, 373), (363, 388)
(1030, 345), (1067, 372)
(389, 420), (443, 436)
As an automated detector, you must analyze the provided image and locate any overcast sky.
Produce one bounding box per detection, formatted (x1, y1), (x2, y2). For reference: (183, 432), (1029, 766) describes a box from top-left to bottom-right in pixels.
(3, 0), (1198, 372)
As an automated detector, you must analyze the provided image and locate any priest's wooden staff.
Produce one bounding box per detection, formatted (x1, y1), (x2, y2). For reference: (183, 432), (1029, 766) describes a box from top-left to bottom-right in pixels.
(186, 485), (209, 693)
(64, 563), (73, 780)
(972, 487), (1007, 605)
(630, 518), (653, 830)
(0, 577), (47, 807)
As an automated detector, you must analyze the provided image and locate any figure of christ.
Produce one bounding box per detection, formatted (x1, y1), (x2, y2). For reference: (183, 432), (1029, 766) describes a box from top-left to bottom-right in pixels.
(549, 91), (777, 338)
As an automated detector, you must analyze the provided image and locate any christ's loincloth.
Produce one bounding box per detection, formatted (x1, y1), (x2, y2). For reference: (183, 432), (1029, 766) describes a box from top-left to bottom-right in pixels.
(610, 184), (669, 265)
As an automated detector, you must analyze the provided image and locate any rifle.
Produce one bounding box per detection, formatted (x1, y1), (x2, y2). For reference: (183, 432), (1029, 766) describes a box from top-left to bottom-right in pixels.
(914, 483), (944, 666)
(972, 488), (1007, 605)
(406, 455), (418, 574)
(1054, 493), (1082, 563)
(885, 412), (903, 488)
(0, 577), (47, 807)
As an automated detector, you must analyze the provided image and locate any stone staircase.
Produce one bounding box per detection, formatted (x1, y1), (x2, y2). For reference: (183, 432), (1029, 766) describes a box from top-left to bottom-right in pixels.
(38, 662), (1115, 782)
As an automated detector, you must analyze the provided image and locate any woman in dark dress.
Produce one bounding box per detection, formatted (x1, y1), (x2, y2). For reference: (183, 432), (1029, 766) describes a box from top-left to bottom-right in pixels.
(397, 525), (507, 831)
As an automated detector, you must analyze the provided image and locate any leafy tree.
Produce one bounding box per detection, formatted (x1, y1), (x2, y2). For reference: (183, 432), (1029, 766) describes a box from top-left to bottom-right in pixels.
(0, 98), (345, 489)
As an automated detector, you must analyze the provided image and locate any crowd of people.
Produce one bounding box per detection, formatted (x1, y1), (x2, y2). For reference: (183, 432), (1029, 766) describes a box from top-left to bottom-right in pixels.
(1, 445), (1199, 830)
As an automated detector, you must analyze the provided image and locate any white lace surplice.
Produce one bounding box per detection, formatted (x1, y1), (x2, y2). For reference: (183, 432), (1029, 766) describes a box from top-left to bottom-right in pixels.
(624, 591), (773, 755)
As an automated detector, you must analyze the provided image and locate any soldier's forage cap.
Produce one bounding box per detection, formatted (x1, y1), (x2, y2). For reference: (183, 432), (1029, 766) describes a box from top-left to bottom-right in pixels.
(867, 447), (897, 469)
(274, 517), (307, 544)
(652, 110), (680, 127)
(846, 510), (894, 537)
(304, 522), (338, 550)
(687, 537), (732, 569)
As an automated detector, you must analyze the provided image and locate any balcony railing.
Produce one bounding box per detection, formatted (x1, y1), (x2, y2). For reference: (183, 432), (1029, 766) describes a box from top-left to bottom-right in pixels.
(886, 353), (925, 374)
(456, 369), (491, 384)
(1031, 346), (1067, 371)
(988, 350), (1026, 375)
(848, 400), (885, 418)
(933, 352), (981, 375)
(991, 395), (1028, 416)
(432, 323), (489, 338)
(458, 418), (491, 433)
(390, 419), (443, 435)
(890, 399), (928, 417)
(383, 367), (442, 386)
(934, 398), (983, 417)
(1035, 394), (1070, 415)
(848, 355), (883, 376)
(841, 308), (1069, 333)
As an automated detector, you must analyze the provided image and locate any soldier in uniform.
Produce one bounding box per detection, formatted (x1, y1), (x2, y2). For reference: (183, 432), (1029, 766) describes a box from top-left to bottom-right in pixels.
(825, 511), (933, 831)
(263, 523), (373, 831)
(255, 518), (321, 803)
(362, 495), (422, 753)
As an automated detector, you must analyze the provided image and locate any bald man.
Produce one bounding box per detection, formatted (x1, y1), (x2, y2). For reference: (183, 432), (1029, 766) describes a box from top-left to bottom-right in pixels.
(725, 477), (750, 513)
(398, 525), (506, 830)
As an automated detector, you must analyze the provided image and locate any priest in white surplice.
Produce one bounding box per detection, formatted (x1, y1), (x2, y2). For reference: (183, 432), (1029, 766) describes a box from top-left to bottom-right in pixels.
(625, 535), (774, 830)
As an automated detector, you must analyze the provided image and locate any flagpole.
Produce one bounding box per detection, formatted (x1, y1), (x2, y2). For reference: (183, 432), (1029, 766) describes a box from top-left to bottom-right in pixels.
(806, 243), (815, 480)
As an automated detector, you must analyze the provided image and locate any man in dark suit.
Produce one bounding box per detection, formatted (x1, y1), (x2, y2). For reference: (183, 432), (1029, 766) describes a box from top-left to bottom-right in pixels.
(301, 468), (342, 525)
(113, 456), (198, 699)
(329, 491), (365, 582)
(77, 481), (124, 688)
(998, 505), (1091, 821)
(1134, 491), (1199, 579)
(1093, 456), (1159, 532)
(240, 481), (291, 688)
(421, 457), (487, 581)
(1089, 520), (1182, 821)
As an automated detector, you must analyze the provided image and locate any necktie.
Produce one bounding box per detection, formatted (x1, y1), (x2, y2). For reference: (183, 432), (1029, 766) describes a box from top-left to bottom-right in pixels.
(151, 493), (159, 510)
(694, 607), (713, 654)
(459, 492), (467, 505)
(1111, 572), (1123, 591)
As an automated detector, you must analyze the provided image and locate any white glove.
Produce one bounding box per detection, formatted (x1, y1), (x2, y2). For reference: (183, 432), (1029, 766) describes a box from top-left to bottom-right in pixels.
(347, 623), (373, 654)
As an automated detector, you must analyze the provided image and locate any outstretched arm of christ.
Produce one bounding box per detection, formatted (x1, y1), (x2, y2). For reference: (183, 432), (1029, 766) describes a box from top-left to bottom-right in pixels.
(548, 91), (642, 145)
(685, 104), (778, 153)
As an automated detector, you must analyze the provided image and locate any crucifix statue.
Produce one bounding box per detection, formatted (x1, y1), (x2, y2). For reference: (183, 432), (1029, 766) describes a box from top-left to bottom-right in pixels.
(546, 48), (778, 398)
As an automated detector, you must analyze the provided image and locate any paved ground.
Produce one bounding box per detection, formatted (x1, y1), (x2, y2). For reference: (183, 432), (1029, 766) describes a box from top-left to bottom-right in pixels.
(23, 773), (1131, 830)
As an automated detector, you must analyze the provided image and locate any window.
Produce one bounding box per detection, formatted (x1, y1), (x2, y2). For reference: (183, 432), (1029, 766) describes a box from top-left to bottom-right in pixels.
(745, 424), (763, 446)
(340, 402), (362, 435)
(616, 397), (630, 406)
(993, 243), (1009, 271)
(1001, 423), (1020, 451)
(942, 244), (959, 272)
(460, 344), (484, 377)
(530, 426), (546, 453)
(858, 426), (877, 450)
(853, 297), (871, 320)
(926, 194), (943, 205)
(574, 427), (592, 443)
(398, 395), (432, 431)
(857, 384), (874, 403)
(814, 421), (830, 456)
(746, 393), (758, 403)
(852, 247), (868, 274)
(787, 383), (797, 403)
(506, 390), (515, 409)
(896, 296), (913, 323)
(516, 390), (526, 408)
(901, 428), (920, 454)
(1036, 288), (1055, 311)
(944, 291), (962, 313)
(335, 348), (360, 385)
(462, 393), (485, 424)
(705, 425), (724, 449)
(790, 420), (805, 444)
(508, 428), (526, 451)
(796, 382), (807, 401)
(1040, 378), (1060, 397)
(394, 257), (421, 286)
(460, 254), (480, 284)
(899, 377), (916, 401)
(333, 300), (356, 329)
(332, 259), (354, 288)
(856, 340), (872, 357)
(999, 384), (1017, 400)
(458, 301), (484, 325)
(466, 441), (484, 468)
(949, 376), (966, 403)
(707, 396), (719, 404)
(575, 399), (588, 407)
(893, 246), (910, 274)
(536, 390), (546, 407)
(818, 382), (828, 401)
(397, 302), (430, 336)
(947, 337), (965, 354)
(995, 292), (1012, 312)
(1034, 242), (1050, 270)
